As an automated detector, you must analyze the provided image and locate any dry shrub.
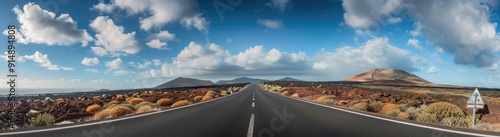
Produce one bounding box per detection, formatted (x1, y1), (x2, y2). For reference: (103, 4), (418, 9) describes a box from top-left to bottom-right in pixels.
(220, 90), (230, 96)
(125, 97), (134, 103)
(135, 101), (153, 110)
(416, 113), (439, 124)
(128, 98), (144, 105)
(171, 100), (192, 108)
(194, 96), (203, 101)
(115, 94), (124, 100)
(26, 113), (56, 127)
(291, 93), (300, 98)
(386, 109), (401, 117)
(136, 105), (154, 113)
(397, 112), (411, 119)
(206, 90), (218, 97)
(201, 95), (214, 101)
(104, 101), (120, 108)
(380, 103), (400, 114)
(314, 95), (335, 106)
(426, 102), (465, 120)
(281, 91), (290, 96)
(156, 99), (173, 106)
(368, 101), (383, 112)
(352, 102), (369, 111)
(93, 109), (112, 120)
(86, 104), (102, 113)
(110, 106), (133, 117)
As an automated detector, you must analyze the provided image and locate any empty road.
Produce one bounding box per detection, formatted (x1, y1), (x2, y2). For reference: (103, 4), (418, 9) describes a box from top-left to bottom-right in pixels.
(0, 84), (498, 137)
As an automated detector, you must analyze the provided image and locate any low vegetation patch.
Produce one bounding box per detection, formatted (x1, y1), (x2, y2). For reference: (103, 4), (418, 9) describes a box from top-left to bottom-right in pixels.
(93, 109), (112, 120)
(397, 112), (410, 119)
(206, 90), (218, 97)
(135, 101), (153, 110)
(156, 99), (173, 106)
(171, 100), (192, 108)
(281, 91), (290, 96)
(352, 102), (369, 111)
(368, 101), (384, 112)
(314, 95), (335, 106)
(386, 109), (400, 117)
(291, 93), (300, 98)
(194, 96), (203, 101)
(110, 106), (133, 117)
(426, 102), (465, 120)
(128, 98), (144, 105)
(26, 113), (56, 128)
(380, 103), (400, 115)
(440, 116), (473, 127)
(86, 104), (102, 113)
(201, 95), (214, 101)
(136, 105), (154, 113)
(416, 113), (439, 124)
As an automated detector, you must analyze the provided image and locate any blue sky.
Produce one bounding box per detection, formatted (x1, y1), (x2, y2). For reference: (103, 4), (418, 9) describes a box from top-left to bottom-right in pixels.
(1, 0), (500, 90)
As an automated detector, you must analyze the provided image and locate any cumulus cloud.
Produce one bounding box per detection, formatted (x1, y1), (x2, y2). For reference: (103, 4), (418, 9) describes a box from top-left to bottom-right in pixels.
(90, 16), (141, 55)
(341, 0), (500, 67)
(11, 3), (92, 46)
(311, 37), (419, 79)
(81, 57), (100, 66)
(113, 70), (134, 76)
(106, 58), (124, 69)
(85, 69), (99, 73)
(407, 38), (422, 50)
(139, 42), (309, 79)
(427, 66), (439, 74)
(24, 51), (74, 70)
(94, 0), (209, 32)
(267, 0), (292, 12)
(146, 31), (176, 49)
(257, 18), (284, 29)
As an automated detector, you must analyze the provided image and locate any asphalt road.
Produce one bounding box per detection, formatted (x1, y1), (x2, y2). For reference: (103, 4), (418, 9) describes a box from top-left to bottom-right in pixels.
(1, 84), (498, 137)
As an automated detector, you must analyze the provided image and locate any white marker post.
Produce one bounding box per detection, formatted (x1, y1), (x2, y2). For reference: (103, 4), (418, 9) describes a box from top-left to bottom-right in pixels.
(466, 88), (484, 128)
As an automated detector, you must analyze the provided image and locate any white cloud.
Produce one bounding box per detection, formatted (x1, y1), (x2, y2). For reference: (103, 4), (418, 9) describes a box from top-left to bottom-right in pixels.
(0, 52), (26, 62)
(225, 46), (308, 70)
(90, 16), (141, 55)
(411, 55), (429, 66)
(341, 0), (500, 67)
(257, 18), (284, 29)
(152, 59), (161, 66)
(85, 69), (99, 73)
(2, 29), (28, 44)
(105, 58), (124, 69)
(267, 0), (292, 12)
(70, 79), (81, 82)
(227, 38), (232, 42)
(137, 61), (152, 69)
(11, 3), (92, 46)
(427, 66), (439, 74)
(23, 51), (74, 71)
(81, 57), (100, 66)
(91, 47), (108, 57)
(407, 38), (422, 50)
(94, 0), (209, 32)
(155, 31), (176, 40)
(312, 37), (418, 79)
(113, 70), (134, 76)
(387, 17), (402, 24)
(181, 14), (209, 32)
(146, 39), (167, 49)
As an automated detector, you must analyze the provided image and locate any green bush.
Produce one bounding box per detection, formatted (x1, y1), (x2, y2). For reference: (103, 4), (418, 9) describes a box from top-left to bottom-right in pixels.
(440, 116), (473, 127)
(26, 113), (56, 127)
(426, 102), (465, 120)
(368, 101), (383, 112)
(386, 109), (401, 117)
(405, 106), (427, 120)
(416, 114), (439, 124)
(398, 104), (408, 112)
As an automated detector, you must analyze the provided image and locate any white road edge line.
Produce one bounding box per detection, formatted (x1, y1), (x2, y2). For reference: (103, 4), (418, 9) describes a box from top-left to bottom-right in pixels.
(0, 89), (246, 136)
(247, 113), (255, 137)
(263, 88), (498, 137)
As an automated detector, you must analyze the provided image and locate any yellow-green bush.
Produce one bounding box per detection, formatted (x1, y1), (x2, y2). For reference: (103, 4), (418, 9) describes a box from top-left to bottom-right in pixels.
(86, 104), (102, 113)
(136, 105), (154, 113)
(171, 100), (192, 108)
(368, 101), (384, 112)
(201, 95), (214, 101)
(220, 90), (230, 96)
(386, 109), (400, 117)
(426, 102), (465, 120)
(352, 102), (369, 111)
(194, 96), (203, 101)
(156, 98), (173, 106)
(398, 104), (408, 112)
(441, 116), (473, 127)
(281, 91), (290, 96)
(135, 101), (153, 110)
(26, 113), (56, 127)
(206, 90), (218, 96)
(380, 103), (400, 114)
(291, 93), (300, 98)
(314, 95), (335, 106)
(110, 106), (133, 117)
(93, 109), (112, 120)
(128, 98), (144, 105)
(104, 101), (120, 108)
(416, 113), (439, 124)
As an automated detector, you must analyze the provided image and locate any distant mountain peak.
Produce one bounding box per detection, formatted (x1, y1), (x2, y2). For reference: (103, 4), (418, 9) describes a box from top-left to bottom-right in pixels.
(156, 77), (214, 88)
(216, 77), (269, 84)
(344, 68), (435, 86)
(276, 77), (303, 82)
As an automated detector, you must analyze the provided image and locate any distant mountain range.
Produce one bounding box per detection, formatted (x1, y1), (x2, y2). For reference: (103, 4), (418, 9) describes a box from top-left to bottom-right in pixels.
(155, 77), (304, 88)
(155, 77), (214, 88)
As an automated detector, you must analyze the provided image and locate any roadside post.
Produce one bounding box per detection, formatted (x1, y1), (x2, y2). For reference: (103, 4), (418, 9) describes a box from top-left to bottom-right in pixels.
(466, 88), (484, 128)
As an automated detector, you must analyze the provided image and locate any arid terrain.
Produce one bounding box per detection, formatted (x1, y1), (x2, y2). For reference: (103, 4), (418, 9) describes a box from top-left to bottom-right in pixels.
(0, 83), (248, 130)
(260, 69), (500, 132)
